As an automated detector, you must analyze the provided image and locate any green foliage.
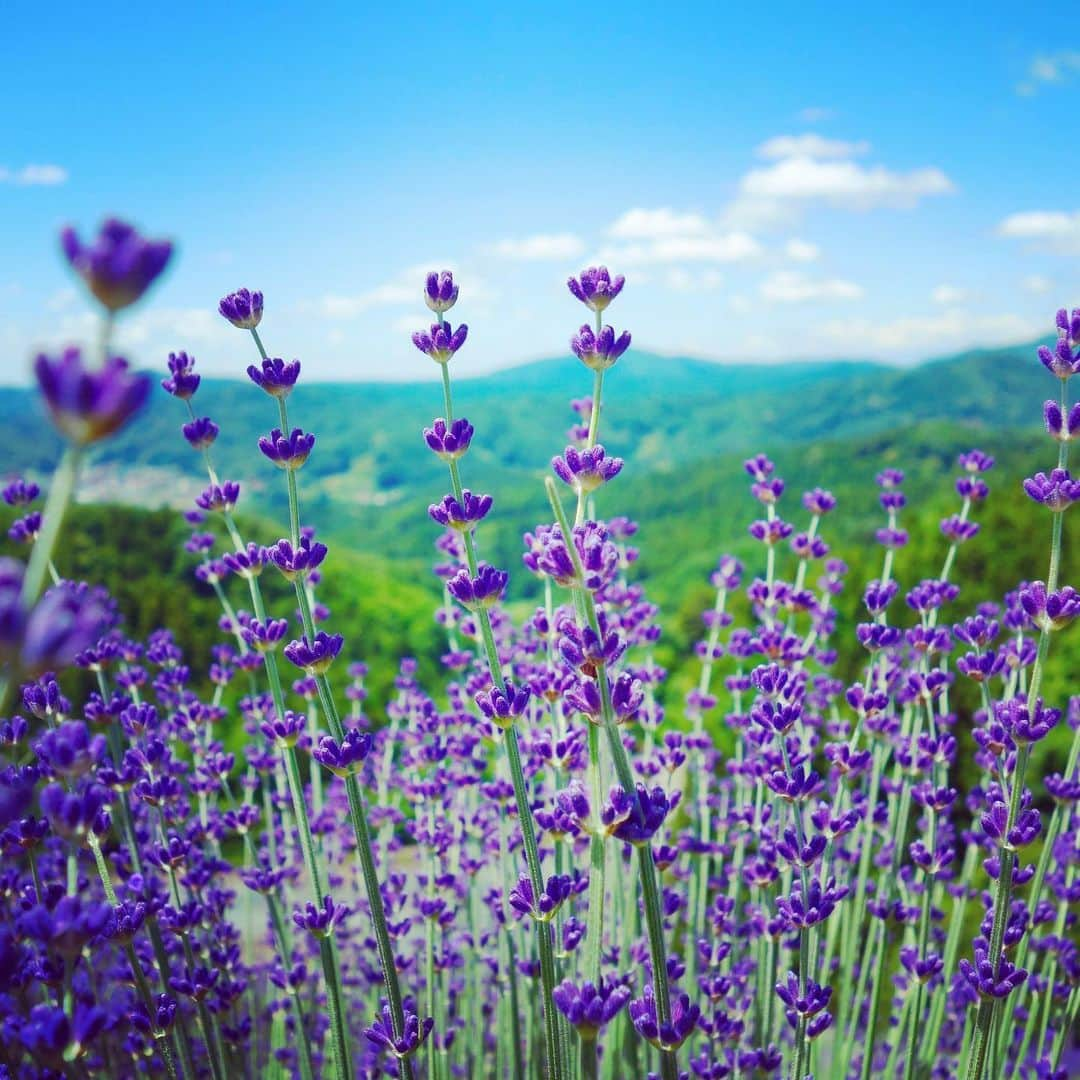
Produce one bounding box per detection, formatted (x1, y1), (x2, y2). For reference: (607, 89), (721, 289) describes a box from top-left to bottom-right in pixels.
(3, 336), (1075, 775)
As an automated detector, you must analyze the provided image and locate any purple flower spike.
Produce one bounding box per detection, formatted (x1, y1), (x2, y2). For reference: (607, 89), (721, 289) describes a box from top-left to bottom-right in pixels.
(259, 709), (306, 748)
(312, 728), (373, 777)
(8, 512), (41, 544)
(19, 1001), (107, 1066)
(802, 487), (837, 514)
(1044, 399), (1080, 442)
(602, 783), (672, 845)
(292, 895), (348, 939)
(567, 266), (626, 312)
(940, 514), (980, 543)
(1019, 581), (1080, 631)
(195, 481), (240, 513)
(628, 986), (699, 1051)
(428, 490), (493, 531)
(222, 543), (269, 579)
(60, 217), (172, 311)
(39, 781), (110, 842)
(365, 1004), (434, 1060)
(247, 357), (301, 399)
(959, 947), (1028, 999)
(508, 872), (573, 921)
(552, 977), (631, 1040)
(34, 349), (151, 445)
(1037, 312), (1080, 379)
(552, 445), (624, 494)
(283, 631), (344, 675)
(22, 583), (112, 675)
(570, 324), (631, 372)
(412, 321), (468, 364)
(242, 617), (289, 653)
(258, 427), (316, 470)
(1023, 468), (1080, 511)
(182, 416), (219, 449)
(218, 287), (264, 329)
(162, 351), (201, 399)
(34, 720), (106, 779)
(424, 417), (474, 460)
(424, 270), (459, 314)
(900, 946), (944, 984)
(775, 972), (833, 1019)
(475, 680), (531, 729)
(270, 535), (328, 581)
(2, 479), (40, 506)
(446, 563), (508, 610)
(524, 522), (619, 592)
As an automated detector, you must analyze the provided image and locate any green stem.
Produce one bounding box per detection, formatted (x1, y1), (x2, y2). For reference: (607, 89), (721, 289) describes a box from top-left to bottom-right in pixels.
(22, 446), (82, 606)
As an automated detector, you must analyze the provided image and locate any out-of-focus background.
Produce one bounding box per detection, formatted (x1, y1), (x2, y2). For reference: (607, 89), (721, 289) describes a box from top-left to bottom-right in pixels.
(1, 3), (1078, 760)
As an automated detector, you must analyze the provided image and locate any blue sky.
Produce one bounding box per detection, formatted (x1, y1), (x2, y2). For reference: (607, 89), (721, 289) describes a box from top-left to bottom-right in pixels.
(1, 2), (1078, 383)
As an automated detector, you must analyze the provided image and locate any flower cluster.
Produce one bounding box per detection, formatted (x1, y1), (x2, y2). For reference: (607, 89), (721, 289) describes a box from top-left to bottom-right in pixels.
(2, 219), (1077, 1080)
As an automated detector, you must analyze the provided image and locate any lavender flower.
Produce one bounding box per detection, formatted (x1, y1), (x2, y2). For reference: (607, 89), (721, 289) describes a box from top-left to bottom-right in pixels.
(182, 416), (219, 449)
(311, 728), (373, 777)
(365, 1005), (434, 1059)
(424, 417), (474, 460)
(552, 445), (624, 494)
(161, 351), (201, 399)
(567, 266), (625, 312)
(258, 427), (316, 470)
(424, 270), (459, 314)
(283, 631), (344, 675)
(60, 217), (172, 311)
(218, 287), (264, 329)
(628, 986), (699, 1051)
(428, 490), (493, 530)
(2, 479), (41, 506)
(247, 357), (300, 398)
(269, 535), (328, 580)
(1023, 468), (1080, 511)
(552, 977), (631, 1039)
(292, 895), (348, 939)
(34, 349), (150, 444)
(446, 563), (508, 610)
(570, 324), (631, 372)
(412, 321), (468, 364)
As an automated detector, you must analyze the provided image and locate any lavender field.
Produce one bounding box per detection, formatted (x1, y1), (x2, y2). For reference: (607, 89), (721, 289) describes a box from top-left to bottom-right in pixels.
(2, 8), (1079, 1080)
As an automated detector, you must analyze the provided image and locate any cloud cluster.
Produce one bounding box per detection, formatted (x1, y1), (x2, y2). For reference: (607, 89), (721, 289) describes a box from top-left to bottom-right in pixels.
(0, 164), (68, 186)
(997, 210), (1080, 254)
(485, 233), (585, 260)
(760, 271), (862, 303)
(1017, 51), (1080, 95)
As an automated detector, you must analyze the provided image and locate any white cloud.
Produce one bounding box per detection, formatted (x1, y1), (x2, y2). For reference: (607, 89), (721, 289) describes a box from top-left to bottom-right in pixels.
(119, 307), (238, 351)
(997, 210), (1080, 253)
(316, 283), (416, 319)
(486, 233), (585, 260)
(740, 156), (954, 207)
(598, 231), (762, 265)
(0, 163), (68, 186)
(784, 238), (820, 262)
(797, 106), (834, 124)
(1023, 274), (1054, 295)
(756, 134), (870, 160)
(665, 268), (724, 293)
(931, 284), (968, 305)
(724, 154), (953, 229)
(1017, 51), (1080, 95)
(44, 288), (77, 313)
(309, 263), (493, 320)
(818, 309), (1040, 353)
(760, 270), (863, 303)
(608, 208), (710, 239)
